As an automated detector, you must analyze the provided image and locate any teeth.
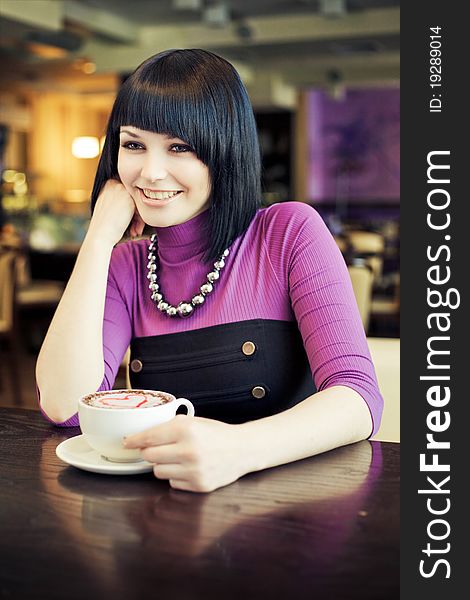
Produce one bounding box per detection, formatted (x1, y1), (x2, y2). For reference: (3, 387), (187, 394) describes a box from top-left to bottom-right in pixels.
(142, 189), (181, 200)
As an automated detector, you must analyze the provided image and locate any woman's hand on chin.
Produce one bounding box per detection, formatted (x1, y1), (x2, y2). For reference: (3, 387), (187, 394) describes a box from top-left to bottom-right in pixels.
(89, 179), (144, 247)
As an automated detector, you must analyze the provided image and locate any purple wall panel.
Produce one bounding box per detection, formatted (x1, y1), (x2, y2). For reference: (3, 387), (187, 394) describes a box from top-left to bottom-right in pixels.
(307, 88), (400, 202)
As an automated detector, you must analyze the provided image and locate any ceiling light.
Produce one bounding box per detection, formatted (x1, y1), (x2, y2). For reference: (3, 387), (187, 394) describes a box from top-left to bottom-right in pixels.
(72, 137), (100, 159)
(26, 42), (68, 59)
(82, 61), (96, 74)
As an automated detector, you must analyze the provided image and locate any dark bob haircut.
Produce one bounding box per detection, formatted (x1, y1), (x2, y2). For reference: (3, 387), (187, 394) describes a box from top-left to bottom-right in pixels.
(91, 48), (262, 263)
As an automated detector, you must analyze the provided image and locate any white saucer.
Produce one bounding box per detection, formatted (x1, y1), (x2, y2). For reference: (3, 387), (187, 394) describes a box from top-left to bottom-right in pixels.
(56, 434), (154, 475)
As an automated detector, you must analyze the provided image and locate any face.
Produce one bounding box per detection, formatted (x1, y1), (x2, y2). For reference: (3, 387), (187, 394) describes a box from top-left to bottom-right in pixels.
(117, 126), (211, 227)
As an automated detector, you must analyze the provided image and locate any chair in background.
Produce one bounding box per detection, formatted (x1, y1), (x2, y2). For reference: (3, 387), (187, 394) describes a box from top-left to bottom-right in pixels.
(346, 230), (385, 285)
(333, 234), (348, 255)
(0, 249), (22, 405)
(16, 252), (65, 309)
(370, 274), (400, 336)
(348, 264), (374, 333)
(368, 337), (400, 443)
(14, 252), (65, 351)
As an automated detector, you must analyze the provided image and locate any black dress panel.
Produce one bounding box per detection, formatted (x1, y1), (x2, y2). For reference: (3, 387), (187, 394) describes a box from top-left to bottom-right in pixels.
(129, 319), (316, 424)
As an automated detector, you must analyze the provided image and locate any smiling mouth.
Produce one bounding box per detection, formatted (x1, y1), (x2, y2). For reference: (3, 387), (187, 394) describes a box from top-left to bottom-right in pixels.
(141, 189), (183, 200)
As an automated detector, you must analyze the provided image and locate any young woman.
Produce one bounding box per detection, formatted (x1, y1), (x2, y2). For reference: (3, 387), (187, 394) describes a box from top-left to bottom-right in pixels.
(36, 49), (383, 492)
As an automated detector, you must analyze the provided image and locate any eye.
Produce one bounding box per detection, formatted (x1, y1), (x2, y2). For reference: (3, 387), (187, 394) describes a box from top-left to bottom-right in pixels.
(121, 141), (144, 150)
(170, 144), (193, 153)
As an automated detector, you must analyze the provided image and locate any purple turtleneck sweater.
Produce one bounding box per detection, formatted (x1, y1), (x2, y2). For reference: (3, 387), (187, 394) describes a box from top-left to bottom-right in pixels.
(44, 202), (383, 435)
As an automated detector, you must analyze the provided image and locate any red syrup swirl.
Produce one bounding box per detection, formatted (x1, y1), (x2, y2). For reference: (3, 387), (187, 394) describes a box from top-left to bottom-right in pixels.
(87, 391), (167, 409)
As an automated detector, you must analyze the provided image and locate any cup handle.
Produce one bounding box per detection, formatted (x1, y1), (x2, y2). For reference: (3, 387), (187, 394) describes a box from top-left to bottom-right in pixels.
(174, 398), (195, 417)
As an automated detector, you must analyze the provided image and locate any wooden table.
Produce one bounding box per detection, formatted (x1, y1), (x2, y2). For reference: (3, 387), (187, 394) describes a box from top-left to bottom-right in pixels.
(0, 408), (399, 599)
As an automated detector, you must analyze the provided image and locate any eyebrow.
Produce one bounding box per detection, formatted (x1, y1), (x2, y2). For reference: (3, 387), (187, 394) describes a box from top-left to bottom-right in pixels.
(120, 129), (176, 140)
(120, 129), (140, 138)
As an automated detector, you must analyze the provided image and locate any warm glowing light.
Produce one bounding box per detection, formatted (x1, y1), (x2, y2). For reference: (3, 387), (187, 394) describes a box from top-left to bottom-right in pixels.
(64, 189), (89, 203)
(13, 181), (28, 195)
(2, 169), (17, 183)
(100, 136), (106, 152)
(27, 42), (67, 60)
(82, 62), (96, 74)
(72, 137), (100, 159)
(13, 172), (26, 184)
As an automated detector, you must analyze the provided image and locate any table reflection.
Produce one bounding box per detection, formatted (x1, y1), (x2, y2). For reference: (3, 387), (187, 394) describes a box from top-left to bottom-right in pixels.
(40, 436), (382, 596)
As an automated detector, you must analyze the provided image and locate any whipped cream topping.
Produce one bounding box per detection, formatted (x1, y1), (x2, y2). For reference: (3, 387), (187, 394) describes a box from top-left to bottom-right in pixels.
(82, 390), (170, 409)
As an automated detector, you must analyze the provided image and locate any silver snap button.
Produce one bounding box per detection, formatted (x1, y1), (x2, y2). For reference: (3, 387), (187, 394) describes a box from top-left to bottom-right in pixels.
(130, 359), (143, 373)
(242, 341), (256, 356)
(251, 386), (266, 399)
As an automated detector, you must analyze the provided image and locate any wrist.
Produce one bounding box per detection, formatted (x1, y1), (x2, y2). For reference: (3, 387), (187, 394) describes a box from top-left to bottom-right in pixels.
(83, 227), (117, 253)
(233, 420), (267, 476)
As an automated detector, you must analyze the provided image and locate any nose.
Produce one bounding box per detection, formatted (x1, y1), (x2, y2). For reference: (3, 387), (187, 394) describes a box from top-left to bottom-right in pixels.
(140, 152), (168, 183)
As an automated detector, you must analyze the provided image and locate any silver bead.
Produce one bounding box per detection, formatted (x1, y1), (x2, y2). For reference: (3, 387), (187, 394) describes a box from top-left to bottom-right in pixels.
(151, 292), (162, 302)
(207, 271), (219, 283)
(191, 294), (205, 306)
(149, 282), (159, 291)
(151, 234), (157, 242)
(166, 306), (178, 317)
(214, 259), (225, 270)
(157, 300), (169, 312)
(200, 282), (213, 295)
(147, 273), (157, 282)
(177, 302), (194, 318)
(223, 249), (229, 257)
(149, 263), (156, 272)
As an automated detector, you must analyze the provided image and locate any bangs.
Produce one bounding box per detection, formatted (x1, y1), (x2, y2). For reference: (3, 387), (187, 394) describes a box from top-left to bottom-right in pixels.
(111, 54), (220, 164)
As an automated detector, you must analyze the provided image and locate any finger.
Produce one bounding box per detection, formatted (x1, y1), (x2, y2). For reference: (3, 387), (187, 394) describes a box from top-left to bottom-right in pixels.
(169, 479), (194, 491)
(129, 214), (140, 238)
(152, 463), (186, 480)
(130, 213), (146, 238)
(134, 213), (146, 236)
(124, 420), (180, 449)
(141, 444), (183, 464)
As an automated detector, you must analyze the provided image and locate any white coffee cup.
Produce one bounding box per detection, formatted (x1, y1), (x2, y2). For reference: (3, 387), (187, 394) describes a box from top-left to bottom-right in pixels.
(78, 389), (195, 463)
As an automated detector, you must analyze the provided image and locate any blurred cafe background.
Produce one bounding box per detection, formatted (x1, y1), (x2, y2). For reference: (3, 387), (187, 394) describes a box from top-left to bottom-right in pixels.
(0, 0), (400, 441)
